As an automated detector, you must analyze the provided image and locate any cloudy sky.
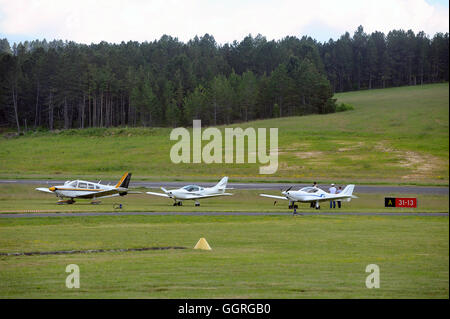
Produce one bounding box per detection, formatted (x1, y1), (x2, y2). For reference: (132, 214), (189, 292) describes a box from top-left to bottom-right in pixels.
(0, 0), (448, 45)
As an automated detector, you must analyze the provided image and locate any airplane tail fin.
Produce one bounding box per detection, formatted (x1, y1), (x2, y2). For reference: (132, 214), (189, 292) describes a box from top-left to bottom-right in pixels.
(213, 176), (228, 192)
(341, 184), (356, 201)
(115, 172), (132, 189)
(342, 184), (355, 196)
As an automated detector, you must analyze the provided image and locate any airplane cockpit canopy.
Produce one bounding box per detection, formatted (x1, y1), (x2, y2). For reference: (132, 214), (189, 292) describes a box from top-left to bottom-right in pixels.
(183, 185), (203, 192)
(300, 187), (320, 193)
(66, 181), (77, 187)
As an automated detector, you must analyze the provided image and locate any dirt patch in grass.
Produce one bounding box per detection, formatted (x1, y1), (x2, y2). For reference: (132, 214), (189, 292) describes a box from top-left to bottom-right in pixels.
(399, 151), (444, 180)
(374, 142), (445, 180)
(336, 141), (365, 152)
(293, 151), (324, 159)
(277, 162), (305, 171)
(278, 143), (325, 159)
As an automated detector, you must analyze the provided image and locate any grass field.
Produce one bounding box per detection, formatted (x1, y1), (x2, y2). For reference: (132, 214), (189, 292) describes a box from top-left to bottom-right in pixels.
(0, 84), (448, 299)
(0, 83), (448, 185)
(0, 214), (448, 298)
(0, 184), (448, 213)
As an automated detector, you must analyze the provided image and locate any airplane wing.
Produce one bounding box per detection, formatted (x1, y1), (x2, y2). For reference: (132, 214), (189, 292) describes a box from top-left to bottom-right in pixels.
(259, 194), (288, 200)
(146, 191), (171, 198)
(35, 187), (55, 194)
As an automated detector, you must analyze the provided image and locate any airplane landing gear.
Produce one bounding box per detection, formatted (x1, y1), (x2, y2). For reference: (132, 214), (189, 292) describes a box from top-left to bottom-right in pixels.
(91, 200), (101, 205)
(315, 201), (320, 209)
(178, 201), (183, 206)
(288, 203), (299, 215)
(195, 201), (200, 207)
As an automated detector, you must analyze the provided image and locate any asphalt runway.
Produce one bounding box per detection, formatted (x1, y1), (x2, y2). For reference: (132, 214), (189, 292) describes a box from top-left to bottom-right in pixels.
(0, 179), (448, 195)
(0, 211), (447, 218)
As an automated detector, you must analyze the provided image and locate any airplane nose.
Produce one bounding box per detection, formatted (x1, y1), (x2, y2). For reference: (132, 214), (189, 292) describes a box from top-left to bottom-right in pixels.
(49, 186), (56, 192)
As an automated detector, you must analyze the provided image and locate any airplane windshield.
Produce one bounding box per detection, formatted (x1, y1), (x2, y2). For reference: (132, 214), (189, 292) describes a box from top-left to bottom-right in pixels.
(300, 187), (319, 193)
(67, 181), (77, 187)
(183, 185), (200, 192)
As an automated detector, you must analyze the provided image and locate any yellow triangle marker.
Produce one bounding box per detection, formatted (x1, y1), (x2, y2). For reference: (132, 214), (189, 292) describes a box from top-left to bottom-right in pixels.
(194, 238), (212, 250)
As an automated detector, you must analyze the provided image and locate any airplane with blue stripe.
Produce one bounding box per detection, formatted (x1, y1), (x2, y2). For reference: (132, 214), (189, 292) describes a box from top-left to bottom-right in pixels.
(260, 185), (357, 214)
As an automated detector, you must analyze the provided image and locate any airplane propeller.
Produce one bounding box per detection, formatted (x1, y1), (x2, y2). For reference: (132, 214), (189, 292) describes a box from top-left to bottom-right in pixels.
(281, 186), (292, 194)
(161, 187), (173, 198)
(281, 186), (293, 198)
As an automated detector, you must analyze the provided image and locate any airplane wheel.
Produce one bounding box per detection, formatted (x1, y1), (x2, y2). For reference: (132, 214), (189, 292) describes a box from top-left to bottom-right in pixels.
(195, 203), (200, 207)
(173, 202), (177, 206)
(178, 202), (182, 206)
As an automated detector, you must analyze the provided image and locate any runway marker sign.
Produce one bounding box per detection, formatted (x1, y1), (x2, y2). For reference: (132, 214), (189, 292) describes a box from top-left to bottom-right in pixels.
(385, 197), (417, 208)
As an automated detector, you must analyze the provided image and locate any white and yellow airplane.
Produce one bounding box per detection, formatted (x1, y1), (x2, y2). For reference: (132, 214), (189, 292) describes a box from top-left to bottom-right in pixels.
(146, 176), (232, 206)
(260, 184), (357, 214)
(36, 172), (135, 204)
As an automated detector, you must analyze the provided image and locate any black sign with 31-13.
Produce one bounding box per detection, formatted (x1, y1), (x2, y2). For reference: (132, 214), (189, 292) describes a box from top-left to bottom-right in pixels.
(385, 197), (417, 208)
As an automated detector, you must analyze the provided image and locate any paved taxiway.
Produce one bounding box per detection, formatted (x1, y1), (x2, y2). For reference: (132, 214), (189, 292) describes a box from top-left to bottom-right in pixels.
(0, 180), (448, 195)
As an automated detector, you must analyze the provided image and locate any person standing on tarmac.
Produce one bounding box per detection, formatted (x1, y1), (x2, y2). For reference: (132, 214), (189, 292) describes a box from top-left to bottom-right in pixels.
(336, 186), (342, 208)
(310, 181), (318, 208)
(329, 183), (337, 208)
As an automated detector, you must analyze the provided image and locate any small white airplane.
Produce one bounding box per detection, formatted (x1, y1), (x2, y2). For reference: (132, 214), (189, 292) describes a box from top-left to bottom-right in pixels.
(36, 172), (136, 204)
(146, 176), (232, 206)
(260, 185), (357, 214)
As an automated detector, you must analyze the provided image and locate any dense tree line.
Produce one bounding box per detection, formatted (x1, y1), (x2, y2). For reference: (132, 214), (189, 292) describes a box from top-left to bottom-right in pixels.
(0, 26), (448, 132)
(321, 26), (449, 91)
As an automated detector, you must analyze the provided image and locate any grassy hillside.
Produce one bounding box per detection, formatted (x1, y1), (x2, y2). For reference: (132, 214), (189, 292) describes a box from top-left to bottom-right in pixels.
(0, 83), (448, 185)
